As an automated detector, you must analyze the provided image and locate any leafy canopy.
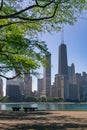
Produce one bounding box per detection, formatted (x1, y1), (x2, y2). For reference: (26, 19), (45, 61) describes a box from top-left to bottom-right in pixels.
(0, 0), (86, 79)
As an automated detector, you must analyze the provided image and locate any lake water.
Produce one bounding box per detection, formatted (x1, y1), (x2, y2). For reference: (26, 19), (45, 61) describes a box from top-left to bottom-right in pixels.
(1, 103), (87, 110)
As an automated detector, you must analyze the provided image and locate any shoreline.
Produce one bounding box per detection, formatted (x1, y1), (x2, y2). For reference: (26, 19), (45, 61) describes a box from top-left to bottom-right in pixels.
(0, 101), (87, 104)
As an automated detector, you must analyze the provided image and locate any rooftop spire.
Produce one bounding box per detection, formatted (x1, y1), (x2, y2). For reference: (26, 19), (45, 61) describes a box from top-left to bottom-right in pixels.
(61, 27), (64, 44)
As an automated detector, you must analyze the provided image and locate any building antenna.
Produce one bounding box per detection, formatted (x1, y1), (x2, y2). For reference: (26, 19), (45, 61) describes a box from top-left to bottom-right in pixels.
(61, 26), (64, 44)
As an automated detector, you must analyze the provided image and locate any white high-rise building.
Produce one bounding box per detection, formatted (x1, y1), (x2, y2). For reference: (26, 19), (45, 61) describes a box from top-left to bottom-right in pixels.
(53, 74), (64, 99)
(43, 53), (51, 97)
(37, 78), (43, 97)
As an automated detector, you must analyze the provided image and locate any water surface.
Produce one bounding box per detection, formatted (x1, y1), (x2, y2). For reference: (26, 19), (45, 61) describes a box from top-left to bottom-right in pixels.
(0, 103), (87, 110)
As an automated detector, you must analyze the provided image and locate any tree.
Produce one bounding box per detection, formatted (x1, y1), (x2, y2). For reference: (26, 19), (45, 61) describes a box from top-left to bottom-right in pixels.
(0, 23), (49, 79)
(0, 0), (86, 79)
(0, 0), (86, 29)
(0, 96), (10, 102)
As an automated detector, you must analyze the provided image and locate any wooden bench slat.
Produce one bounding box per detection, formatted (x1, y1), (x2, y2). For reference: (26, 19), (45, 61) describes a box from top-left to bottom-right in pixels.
(12, 107), (21, 111)
(23, 107), (38, 112)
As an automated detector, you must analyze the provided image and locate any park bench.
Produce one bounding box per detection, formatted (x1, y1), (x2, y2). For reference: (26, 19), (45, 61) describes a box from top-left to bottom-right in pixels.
(12, 107), (21, 111)
(23, 107), (38, 112)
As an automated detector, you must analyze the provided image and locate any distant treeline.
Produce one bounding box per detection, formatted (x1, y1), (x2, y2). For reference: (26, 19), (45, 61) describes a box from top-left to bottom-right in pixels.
(0, 96), (85, 103)
(0, 96), (63, 103)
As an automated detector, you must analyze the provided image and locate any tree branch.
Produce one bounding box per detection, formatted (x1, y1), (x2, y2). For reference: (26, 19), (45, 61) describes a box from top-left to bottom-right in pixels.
(0, 0), (3, 10)
(0, 1), (54, 19)
(0, 21), (28, 28)
(15, 4), (58, 21)
(1, 50), (18, 54)
(35, 0), (38, 5)
(0, 73), (21, 80)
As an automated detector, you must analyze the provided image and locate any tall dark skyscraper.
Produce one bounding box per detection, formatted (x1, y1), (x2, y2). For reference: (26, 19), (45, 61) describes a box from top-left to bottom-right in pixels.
(58, 43), (68, 76)
(58, 33), (69, 100)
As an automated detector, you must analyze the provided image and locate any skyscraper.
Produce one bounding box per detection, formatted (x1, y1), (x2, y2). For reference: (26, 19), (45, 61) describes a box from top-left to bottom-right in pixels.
(37, 78), (43, 97)
(6, 79), (22, 101)
(68, 63), (79, 101)
(24, 74), (32, 96)
(53, 74), (64, 99)
(0, 77), (3, 98)
(43, 53), (51, 97)
(58, 36), (69, 100)
(68, 63), (76, 85)
(6, 77), (25, 96)
(58, 43), (68, 76)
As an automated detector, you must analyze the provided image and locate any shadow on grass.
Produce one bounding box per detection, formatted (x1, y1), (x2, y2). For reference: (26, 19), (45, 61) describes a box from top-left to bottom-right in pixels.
(0, 110), (51, 120)
(0, 122), (87, 130)
(0, 111), (87, 129)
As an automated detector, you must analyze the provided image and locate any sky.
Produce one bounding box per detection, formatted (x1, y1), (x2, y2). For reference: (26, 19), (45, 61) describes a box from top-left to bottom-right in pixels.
(32, 17), (87, 91)
(3, 16), (87, 95)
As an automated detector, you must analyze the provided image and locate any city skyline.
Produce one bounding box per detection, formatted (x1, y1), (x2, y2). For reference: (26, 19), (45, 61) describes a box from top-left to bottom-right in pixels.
(34, 18), (87, 90)
(37, 42), (79, 100)
(2, 17), (87, 94)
